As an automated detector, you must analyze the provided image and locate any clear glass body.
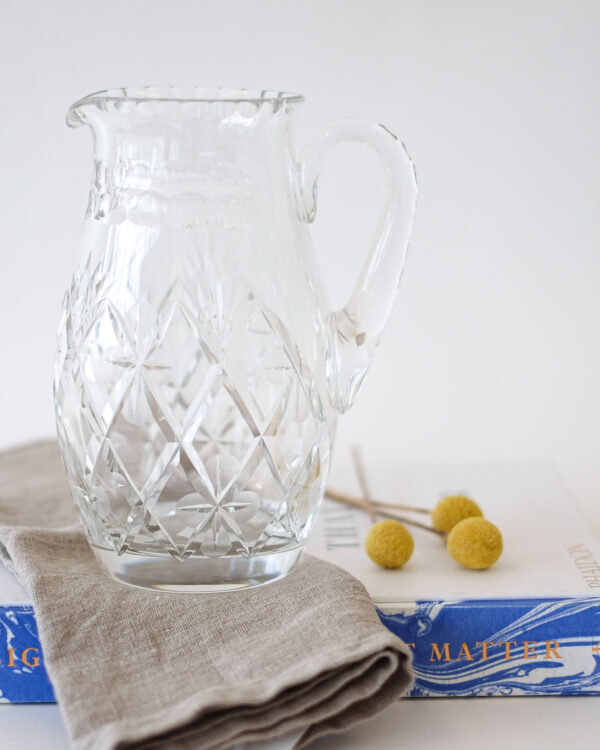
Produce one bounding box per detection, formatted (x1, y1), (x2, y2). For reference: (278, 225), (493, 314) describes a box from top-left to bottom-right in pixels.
(54, 87), (417, 591)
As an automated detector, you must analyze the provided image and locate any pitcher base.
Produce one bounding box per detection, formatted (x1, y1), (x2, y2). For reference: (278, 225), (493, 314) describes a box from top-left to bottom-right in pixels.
(92, 545), (305, 593)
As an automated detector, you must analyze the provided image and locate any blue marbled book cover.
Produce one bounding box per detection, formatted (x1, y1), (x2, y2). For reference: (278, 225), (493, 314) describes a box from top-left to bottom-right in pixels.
(2, 594), (600, 702)
(0, 605), (54, 702)
(378, 598), (600, 696)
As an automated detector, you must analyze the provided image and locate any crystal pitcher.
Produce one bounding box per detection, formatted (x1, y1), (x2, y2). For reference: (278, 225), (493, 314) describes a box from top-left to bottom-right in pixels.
(54, 87), (417, 591)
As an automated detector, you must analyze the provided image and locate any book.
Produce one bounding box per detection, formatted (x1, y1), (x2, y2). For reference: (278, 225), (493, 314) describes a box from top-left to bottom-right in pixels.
(1, 461), (599, 702)
(0, 565), (54, 702)
(306, 461), (600, 697)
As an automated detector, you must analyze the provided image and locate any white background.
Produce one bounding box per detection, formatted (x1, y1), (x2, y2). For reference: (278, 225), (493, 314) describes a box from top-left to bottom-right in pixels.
(2, 0), (599, 523)
(1, 1), (599, 747)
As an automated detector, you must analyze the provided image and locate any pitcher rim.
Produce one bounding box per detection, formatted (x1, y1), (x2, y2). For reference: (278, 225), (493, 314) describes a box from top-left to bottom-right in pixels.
(67, 86), (303, 120)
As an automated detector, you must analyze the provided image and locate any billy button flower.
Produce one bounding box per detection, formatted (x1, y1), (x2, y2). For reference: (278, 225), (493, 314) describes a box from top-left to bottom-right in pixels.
(365, 520), (415, 568)
(431, 494), (483, 533)
(325, 489), (503, 570)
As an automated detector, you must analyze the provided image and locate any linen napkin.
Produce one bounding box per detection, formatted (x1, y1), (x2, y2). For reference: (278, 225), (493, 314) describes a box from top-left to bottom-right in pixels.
(0, 440), (413, 750)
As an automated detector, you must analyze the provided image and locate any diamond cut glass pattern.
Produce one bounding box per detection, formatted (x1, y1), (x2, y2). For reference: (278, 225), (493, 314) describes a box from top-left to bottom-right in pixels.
(56, 87), (416, 590)
(57, 282), (329, 561)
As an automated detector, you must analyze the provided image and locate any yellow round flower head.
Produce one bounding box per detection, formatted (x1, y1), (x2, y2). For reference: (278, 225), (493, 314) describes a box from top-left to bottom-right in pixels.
(447, 517), (503, 570)
(431, 494), (483, 533)
(365, 520), (414, 569)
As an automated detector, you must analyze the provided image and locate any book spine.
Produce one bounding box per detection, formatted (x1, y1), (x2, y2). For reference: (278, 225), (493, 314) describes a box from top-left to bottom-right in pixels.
(0, 606), (55, 702)
(4, 597), (600, 701)
(378, 597), (600, 697)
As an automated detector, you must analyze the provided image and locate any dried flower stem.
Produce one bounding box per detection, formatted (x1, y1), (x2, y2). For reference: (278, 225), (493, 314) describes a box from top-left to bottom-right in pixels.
(325, 489), (446, 538)
(351, 445), (377, 523)
(324, 487), (430, 515)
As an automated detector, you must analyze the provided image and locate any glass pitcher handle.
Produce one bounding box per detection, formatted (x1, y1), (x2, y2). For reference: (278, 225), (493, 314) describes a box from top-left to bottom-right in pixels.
(298, 119), (417, 414)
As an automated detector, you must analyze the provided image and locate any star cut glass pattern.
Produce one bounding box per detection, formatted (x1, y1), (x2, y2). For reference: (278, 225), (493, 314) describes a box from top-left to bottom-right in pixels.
(55, 277), (330, 563)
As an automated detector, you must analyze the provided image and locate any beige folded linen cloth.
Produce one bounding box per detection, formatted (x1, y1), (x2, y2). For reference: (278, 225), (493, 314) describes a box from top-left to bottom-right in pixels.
(0, 440), (413, 750)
